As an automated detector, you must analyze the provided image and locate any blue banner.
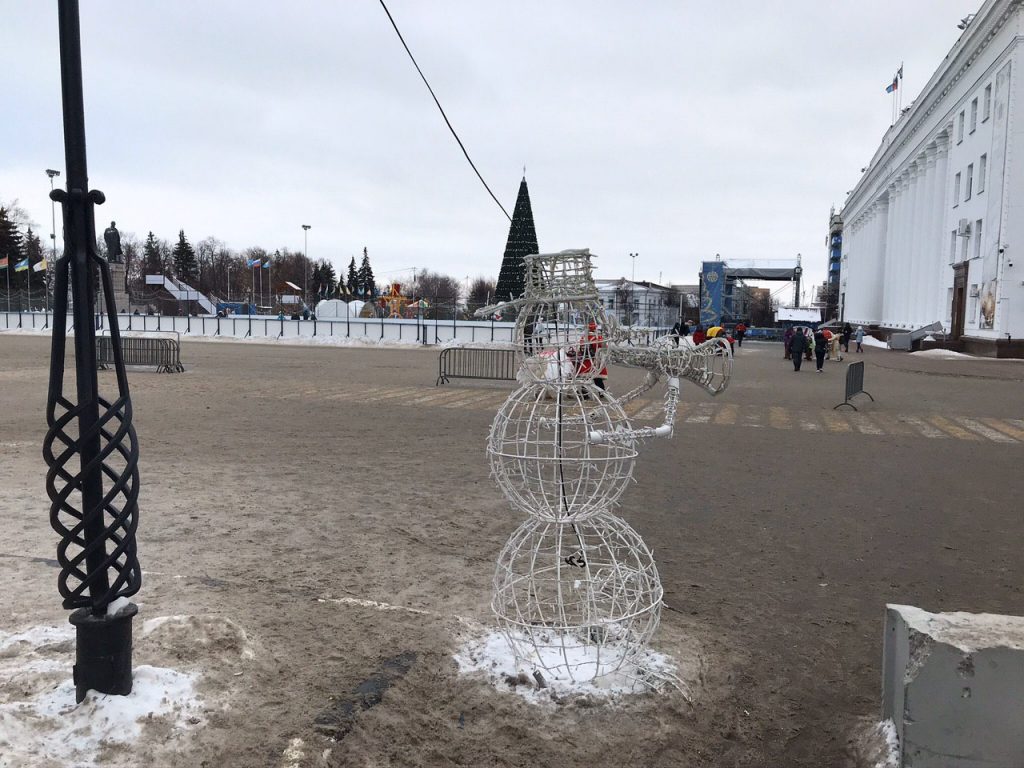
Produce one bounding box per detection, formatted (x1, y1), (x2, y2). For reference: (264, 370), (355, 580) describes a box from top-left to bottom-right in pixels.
(700, 261), (725, 327)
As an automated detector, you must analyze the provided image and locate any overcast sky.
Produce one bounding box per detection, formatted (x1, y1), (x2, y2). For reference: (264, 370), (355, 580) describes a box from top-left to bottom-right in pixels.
(2, 1), (974, 293)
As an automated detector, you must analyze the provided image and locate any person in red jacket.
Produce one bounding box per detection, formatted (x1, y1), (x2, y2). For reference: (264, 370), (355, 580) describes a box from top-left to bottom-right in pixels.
(734, 322), (747, 347)
(575, 322), (608, 390)
(692, 325), (707, 345)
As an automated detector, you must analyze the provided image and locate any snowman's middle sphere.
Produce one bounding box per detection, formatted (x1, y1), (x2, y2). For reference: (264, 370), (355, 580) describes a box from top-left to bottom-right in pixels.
(488, 382), (637, 521)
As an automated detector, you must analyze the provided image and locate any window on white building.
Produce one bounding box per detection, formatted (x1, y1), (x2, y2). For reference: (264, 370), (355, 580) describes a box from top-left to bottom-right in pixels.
(965, 164), (973, 200)
(957, 110), (965, 142)
(969, 285), (978, 322)
(983, 84), (992, 121)
(975, 219), (983, 259)
(961, 233), (969, 262)
(953, 172), (961, 205)
(979, 154), (987, 193)
(970, 98), (978, 133)
(950, 230), (957, 264)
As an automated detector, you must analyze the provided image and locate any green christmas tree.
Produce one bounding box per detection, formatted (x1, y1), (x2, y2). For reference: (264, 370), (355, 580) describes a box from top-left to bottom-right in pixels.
(357, 247), (376, 297)
(346, 257), (358, 295)
(494, 177), (539, 303)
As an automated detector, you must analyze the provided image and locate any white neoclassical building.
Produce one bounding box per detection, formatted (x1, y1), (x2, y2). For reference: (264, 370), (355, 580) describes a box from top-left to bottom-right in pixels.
(841, 0), (1024, 356)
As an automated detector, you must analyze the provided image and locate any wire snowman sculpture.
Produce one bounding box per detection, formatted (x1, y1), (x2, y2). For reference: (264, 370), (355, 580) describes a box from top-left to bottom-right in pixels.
(478, 249), (733, 691)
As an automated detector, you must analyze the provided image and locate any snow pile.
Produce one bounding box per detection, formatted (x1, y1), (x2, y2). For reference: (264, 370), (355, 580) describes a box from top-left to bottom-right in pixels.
(861, 335), (889, 349)
(454, 628), (681, 703)
(911, 348), (1022, 361)
(850, 718), (900, 768)
(888, 604), (1024, 652)
(0, 623), (202, 767)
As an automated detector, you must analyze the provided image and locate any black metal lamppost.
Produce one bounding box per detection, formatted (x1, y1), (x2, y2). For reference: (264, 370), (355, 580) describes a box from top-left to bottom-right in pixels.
(43, 0), (142, 704)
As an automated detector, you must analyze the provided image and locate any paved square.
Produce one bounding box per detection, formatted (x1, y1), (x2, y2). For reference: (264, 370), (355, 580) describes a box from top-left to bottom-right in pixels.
(1, 335), (1021, 767)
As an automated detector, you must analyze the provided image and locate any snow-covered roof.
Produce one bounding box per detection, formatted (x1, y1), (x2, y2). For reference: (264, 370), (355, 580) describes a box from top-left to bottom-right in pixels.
(775, 307), (822, 322)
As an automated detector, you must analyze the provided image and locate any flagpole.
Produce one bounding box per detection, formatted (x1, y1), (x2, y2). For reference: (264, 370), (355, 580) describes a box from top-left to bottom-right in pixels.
(258, 262), (263, 308)
(5, 265), (9, 312)
(268, 261), (273, 311)
(251, 264), (256, 313)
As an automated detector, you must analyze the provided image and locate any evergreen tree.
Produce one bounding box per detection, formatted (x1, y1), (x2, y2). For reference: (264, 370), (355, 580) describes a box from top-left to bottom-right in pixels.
(346, 257), (358, 295)
(494, 177), (539, 303)
(22, 228), (44, 300)
(357, 247), (376, 297)
(172, 229), (199, 284)
(142, 231), (162, 276)
(320, 259), (337, 297)
(0, 207), (25, 266)
(311, 263), (323, 298)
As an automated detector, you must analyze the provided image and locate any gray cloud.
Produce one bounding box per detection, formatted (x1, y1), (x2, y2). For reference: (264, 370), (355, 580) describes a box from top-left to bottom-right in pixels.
(2, 0), (970, 292)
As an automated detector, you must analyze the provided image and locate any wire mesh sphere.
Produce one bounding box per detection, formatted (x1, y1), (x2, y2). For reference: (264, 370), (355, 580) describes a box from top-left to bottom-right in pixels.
(489, 382), (637, 522)
(516, 301), (610, 385)
(492, 512), (663, 686)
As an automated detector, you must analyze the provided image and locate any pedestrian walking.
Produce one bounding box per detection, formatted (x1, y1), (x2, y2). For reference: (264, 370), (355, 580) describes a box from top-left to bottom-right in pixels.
(735, 321), (747, 347)
(784, 327), (794, 359)
(693, 325), (706, 345)
(813, 328), (827, 372)
(855, 326), (865, 353)
(789, 327), (807, 370)
(841, 322), (853, 353)
(671, 320), (682, 346)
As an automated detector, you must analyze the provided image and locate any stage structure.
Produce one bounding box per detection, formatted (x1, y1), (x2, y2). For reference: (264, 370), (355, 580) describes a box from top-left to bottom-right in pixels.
(479, 249), (733, 689)
(699, 257), (802, 328)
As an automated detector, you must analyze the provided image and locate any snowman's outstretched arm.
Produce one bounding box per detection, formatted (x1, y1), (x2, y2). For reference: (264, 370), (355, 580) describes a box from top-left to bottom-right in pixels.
(590, 339), (732, 444)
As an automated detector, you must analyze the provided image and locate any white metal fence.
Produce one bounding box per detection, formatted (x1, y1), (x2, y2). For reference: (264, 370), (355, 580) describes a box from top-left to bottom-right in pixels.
(0, 310), (518, 344)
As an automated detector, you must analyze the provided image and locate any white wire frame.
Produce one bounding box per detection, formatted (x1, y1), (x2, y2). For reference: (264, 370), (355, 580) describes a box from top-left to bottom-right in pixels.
(491, 511), (663, 687)
(489, 382), (637, 522)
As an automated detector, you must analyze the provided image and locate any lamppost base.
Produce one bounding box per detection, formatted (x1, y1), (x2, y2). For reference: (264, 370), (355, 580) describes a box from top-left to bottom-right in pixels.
(68, 602), (138, 703)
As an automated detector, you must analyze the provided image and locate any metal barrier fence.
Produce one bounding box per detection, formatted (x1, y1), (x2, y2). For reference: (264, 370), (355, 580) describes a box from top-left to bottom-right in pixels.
(98, 333), (184, 373)
(834, 360), (874, 411)
(437, 347), (518, 386)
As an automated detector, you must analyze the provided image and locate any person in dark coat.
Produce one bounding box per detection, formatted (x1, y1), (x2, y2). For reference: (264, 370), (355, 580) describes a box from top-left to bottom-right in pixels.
(841, 322), (853, 353)
(789, 327), (807, 371)
(783, 327), (794, 359)
(813, 328), (827, 372)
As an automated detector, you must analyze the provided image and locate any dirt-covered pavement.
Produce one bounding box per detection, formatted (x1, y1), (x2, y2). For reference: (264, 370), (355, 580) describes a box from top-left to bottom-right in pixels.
(1, 334), (1022, 767)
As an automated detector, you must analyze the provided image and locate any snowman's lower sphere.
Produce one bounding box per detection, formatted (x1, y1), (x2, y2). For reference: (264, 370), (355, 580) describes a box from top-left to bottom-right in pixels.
(488, 382), (636, 522)
(491, 512), (662, 684)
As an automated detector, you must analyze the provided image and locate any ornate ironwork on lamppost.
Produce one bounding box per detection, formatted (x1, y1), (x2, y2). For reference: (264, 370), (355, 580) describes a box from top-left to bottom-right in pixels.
(43, 0), (142, 704)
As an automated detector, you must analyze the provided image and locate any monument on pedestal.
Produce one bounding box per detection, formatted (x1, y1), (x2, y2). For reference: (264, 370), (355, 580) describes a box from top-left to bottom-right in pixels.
(101, 221), (131, 313)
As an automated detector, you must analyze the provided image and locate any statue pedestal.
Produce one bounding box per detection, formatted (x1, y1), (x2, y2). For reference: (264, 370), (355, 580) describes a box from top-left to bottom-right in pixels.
(100, 262), (131, 315)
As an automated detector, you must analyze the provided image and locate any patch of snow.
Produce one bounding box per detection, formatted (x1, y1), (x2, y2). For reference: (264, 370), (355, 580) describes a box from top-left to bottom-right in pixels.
(0, 665), (200, 767)
(105, 596), (133, 617)
(0, 625), (74, 654)
(316, 596), (432, 616)
(888, 604), (1024, 652)
(861, 336), (889, 348)
(910, 348), (1022, 361)
(454, 628), (681, 703)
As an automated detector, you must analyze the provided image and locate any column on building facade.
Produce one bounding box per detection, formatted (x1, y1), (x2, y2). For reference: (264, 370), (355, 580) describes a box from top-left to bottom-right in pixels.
(924, 143), (942, 325)
(883, 177), (902, 326)
(902, 164), (918, 327)
(899, 169), (916, 327)
(870, 197), (889, 323)
(882, 182), (899, 326)
(929, 131), (952, 325)
(913, 149), (936, 327)
(905, 162), (924, 328)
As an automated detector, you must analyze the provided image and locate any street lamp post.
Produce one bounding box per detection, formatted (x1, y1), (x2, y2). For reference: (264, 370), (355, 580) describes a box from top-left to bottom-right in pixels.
(629, 252), (638, 326)
(46, 169), (60, 322)
(44, 0), (142, 704)
(301, 224), (311, 304)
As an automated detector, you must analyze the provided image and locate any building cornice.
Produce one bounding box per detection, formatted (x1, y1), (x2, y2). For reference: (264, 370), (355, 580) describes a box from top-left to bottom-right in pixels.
(845, 0), (1022, 216)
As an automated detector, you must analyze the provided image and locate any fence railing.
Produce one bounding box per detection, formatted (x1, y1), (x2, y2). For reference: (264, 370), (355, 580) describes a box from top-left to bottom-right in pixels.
(437, 347), (518, 385)
(834, 361), (875, 411)
(2, 310), (676, 348)
(98, 332), (185, 373)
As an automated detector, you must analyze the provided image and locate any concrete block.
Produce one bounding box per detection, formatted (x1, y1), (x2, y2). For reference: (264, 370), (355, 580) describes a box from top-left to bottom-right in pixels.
(882, 604), (1024, 767)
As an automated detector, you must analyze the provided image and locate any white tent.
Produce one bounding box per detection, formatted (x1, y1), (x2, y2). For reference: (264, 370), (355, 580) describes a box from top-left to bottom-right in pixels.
(314, 299), (368, 319)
